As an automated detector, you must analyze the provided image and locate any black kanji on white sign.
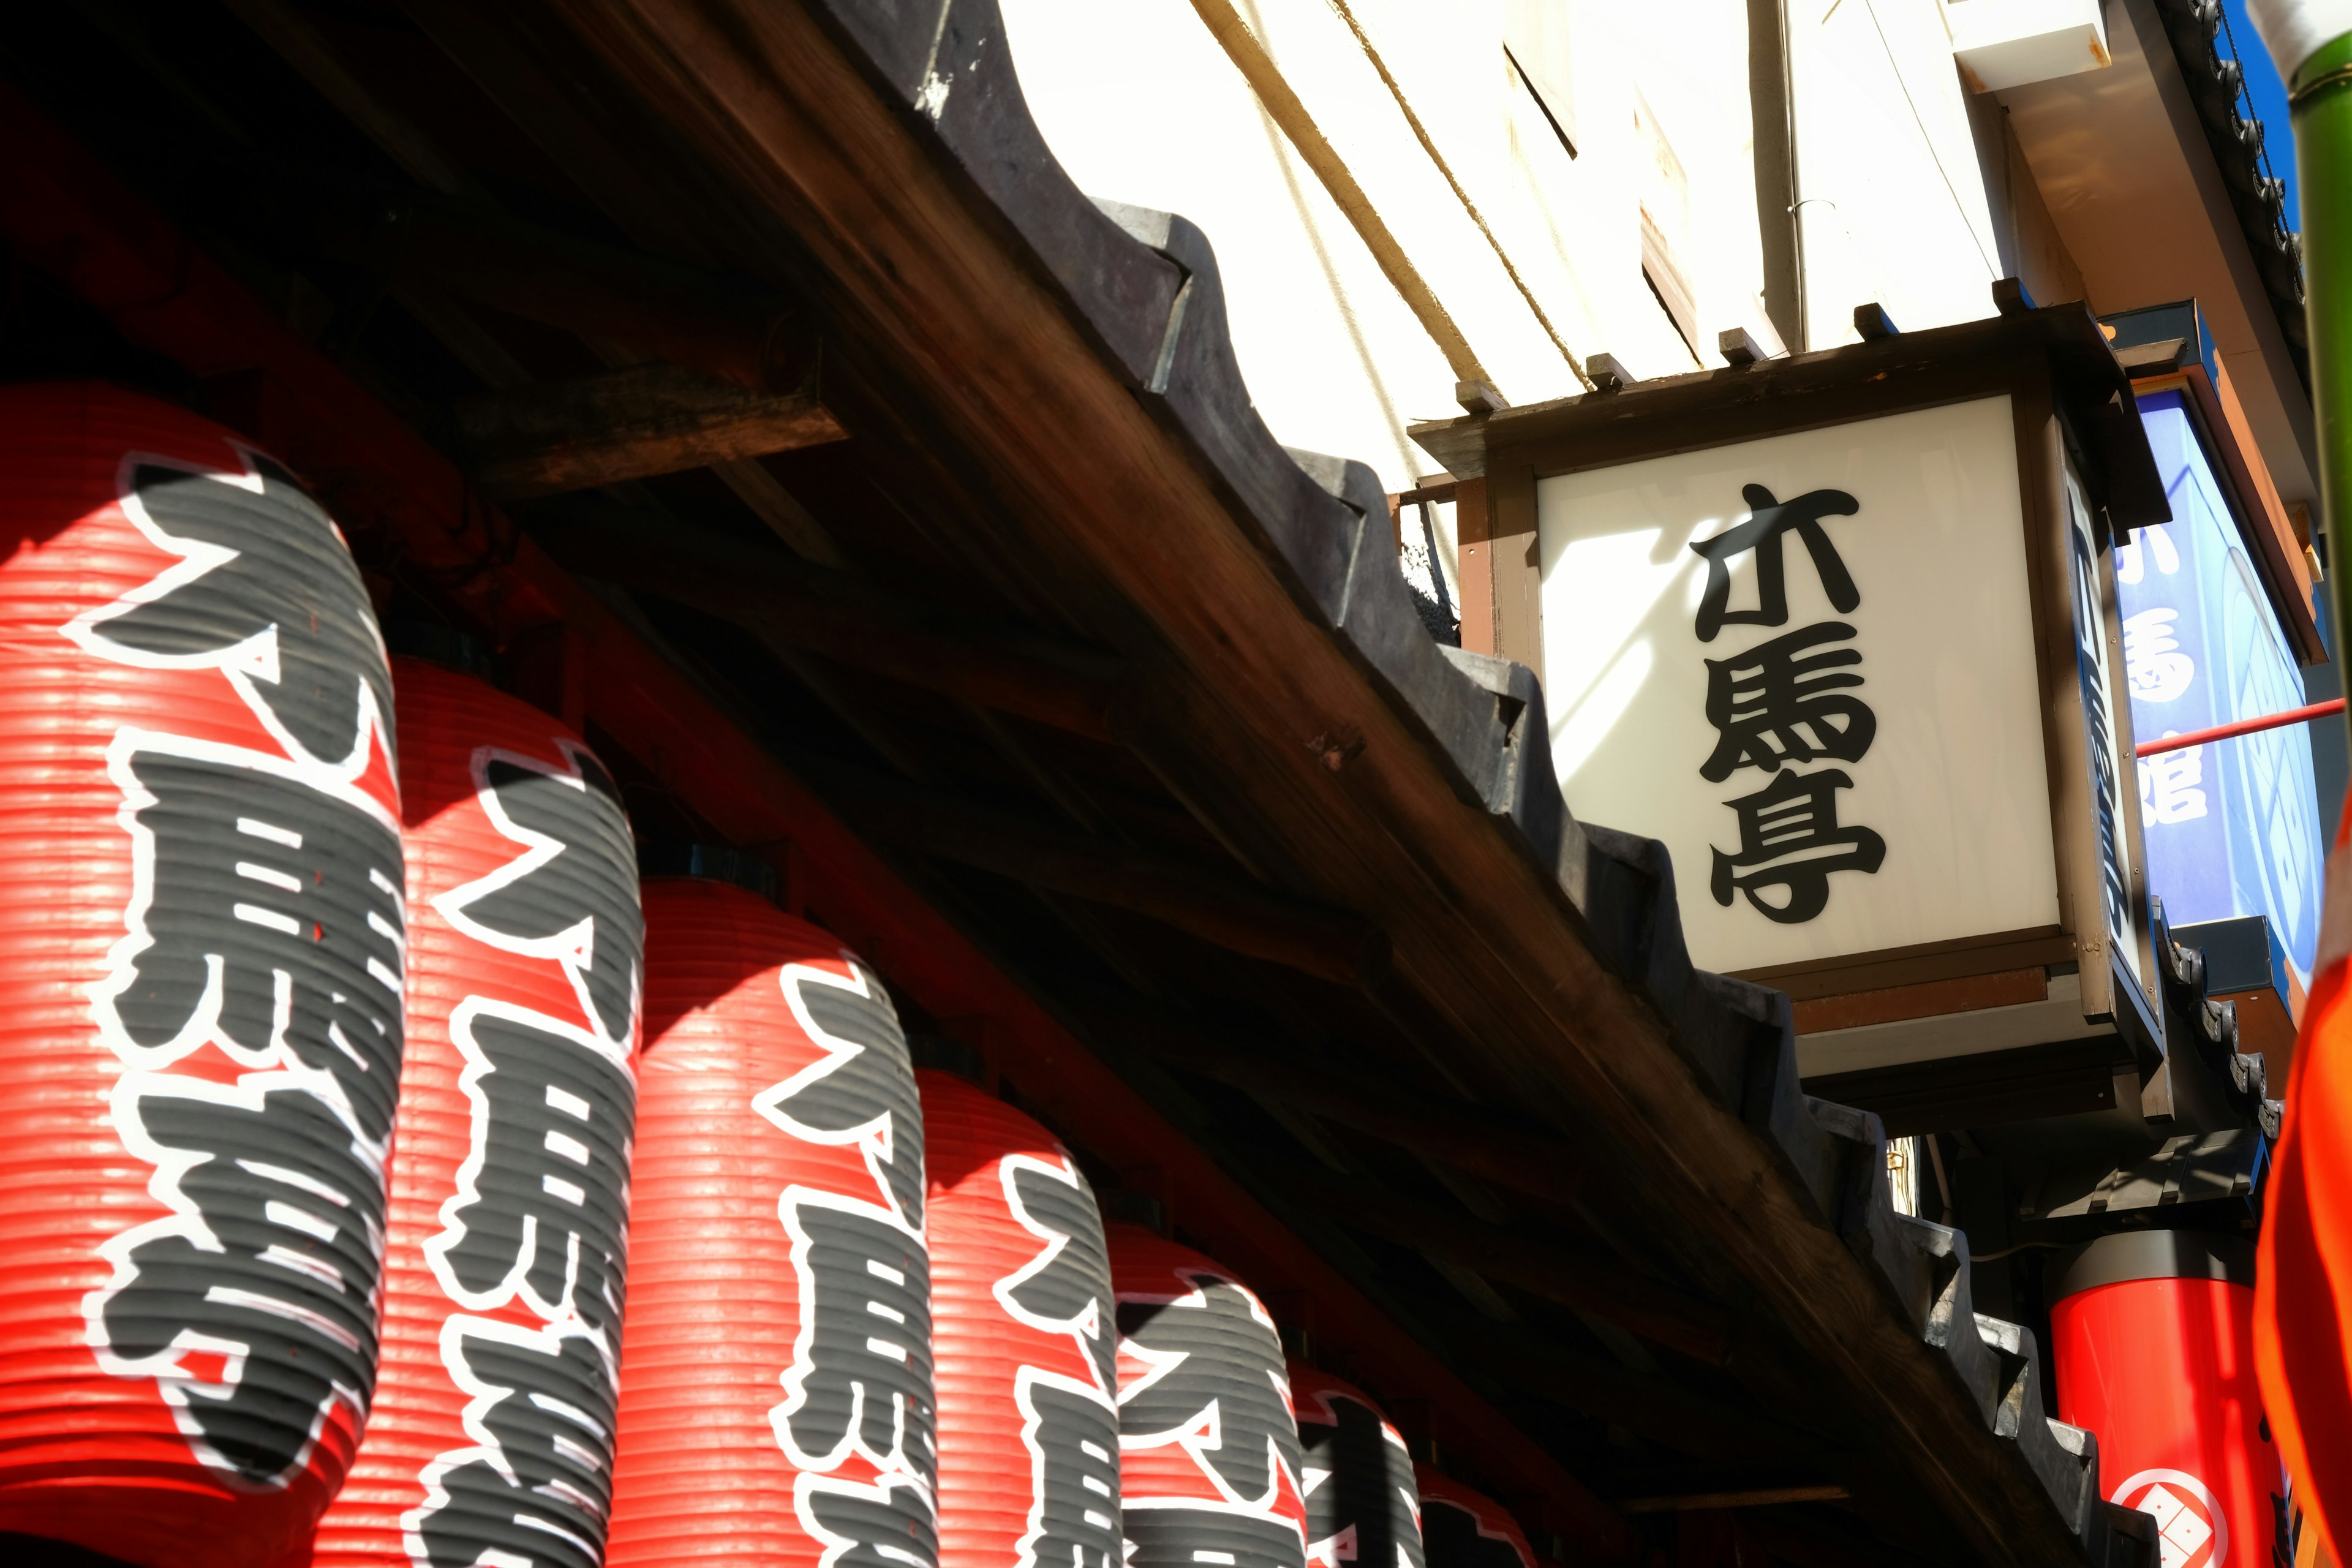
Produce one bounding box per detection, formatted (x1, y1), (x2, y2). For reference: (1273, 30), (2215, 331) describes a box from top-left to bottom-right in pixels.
(1692, 483), (1883, 924)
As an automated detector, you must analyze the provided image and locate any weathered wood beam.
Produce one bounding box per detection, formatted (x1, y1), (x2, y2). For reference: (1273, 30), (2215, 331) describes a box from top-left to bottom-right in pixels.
(539, 504), (1125, 739)
(336, 198), (807, 392)
(1600, 1464), (1850, 1513)
(1438, 1315), (1821, 1462)
(1271, 1164), (1733, 1363)
(453, 360), (845, 497)
(810, 765), (1383, 986)
(1095, 1005), (1586, 1206)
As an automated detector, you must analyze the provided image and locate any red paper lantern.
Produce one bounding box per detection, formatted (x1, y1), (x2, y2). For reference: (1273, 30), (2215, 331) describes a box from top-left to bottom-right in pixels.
(1109, 1227), (1308, 1568)
(1289, 1365), (1423, 1568)
(605, 878), (934, 1567)
(290, 657), (643, 1568)
(1411, 1466), (1534, 1568)
(2053, 1233), (2282, 1568)
(922, 1069), (1121, 1568)
(0, 384), (404, 1566)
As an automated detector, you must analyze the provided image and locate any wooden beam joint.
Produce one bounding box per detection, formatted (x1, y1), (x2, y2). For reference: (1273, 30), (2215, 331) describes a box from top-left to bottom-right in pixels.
(454, 359), (846, 497)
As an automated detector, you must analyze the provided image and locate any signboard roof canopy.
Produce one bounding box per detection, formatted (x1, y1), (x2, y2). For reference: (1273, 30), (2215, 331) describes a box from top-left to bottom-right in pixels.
(1410, 301), (2170, 538)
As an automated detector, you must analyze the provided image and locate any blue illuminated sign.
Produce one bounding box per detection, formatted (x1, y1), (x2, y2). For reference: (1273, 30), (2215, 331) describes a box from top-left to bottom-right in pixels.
(2117, 390), (2325, 986)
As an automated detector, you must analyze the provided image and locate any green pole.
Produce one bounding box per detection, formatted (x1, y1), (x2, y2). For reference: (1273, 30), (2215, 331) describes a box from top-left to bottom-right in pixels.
(2252, 0), (2352, 764)
(2299, 29), (2352, 751)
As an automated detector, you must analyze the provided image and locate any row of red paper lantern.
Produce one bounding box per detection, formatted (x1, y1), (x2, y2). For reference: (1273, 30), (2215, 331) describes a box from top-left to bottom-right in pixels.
(0, 385), (1547, 1568)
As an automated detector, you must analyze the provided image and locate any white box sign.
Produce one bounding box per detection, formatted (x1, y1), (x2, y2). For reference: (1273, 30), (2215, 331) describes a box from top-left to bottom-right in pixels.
(1537, 395), (2061, 974)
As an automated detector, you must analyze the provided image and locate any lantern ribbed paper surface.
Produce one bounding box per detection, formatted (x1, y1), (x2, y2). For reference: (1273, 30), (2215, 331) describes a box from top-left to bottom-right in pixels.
(291, 659), (643, 1568)
(2057, 1247), (2276, 1568)
(0, 384), (405, 1567)
(1411, 1466), (1534, 1568)
(1290, 1365), (1423, 1568)
(1109, 1227), (1308, 1568)
(605, 880), (934, 1567)
(922, 1070), (1121, 1568)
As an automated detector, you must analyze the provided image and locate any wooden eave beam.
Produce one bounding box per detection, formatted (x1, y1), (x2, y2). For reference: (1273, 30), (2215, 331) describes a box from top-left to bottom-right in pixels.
(499, 5), (2111, 1563)
(813, 765), (1383, 986)
(1099, 1006), (1586, 1206)
(337, 198), (805, 393)
(454, 359), (846, 497)
(541, 505), (1125, 739)
(1271, 1164), (1735, 1364)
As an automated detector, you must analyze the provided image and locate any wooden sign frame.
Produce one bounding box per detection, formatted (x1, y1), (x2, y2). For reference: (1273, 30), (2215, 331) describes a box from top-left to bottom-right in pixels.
(1412, 304), (2171, 1059)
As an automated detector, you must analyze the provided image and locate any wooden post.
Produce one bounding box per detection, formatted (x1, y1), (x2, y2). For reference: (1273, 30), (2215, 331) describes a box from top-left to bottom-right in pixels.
(1455, 475), (1496, 655)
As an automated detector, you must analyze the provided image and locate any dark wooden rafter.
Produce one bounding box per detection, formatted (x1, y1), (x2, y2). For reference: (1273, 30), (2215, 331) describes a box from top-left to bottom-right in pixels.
(540, 506), (1126, 737)
(1269, 1164), (1735, 1364)
(453, 359), (845, 497)
(326, 197), (808, 393)
(819, 764), (1384, 985)
(1101, 1006), (1586, 1205)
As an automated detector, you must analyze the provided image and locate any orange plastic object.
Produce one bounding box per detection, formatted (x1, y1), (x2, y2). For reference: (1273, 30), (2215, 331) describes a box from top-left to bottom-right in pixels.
(0, 383), (403, 1566)
(922, 1069), (1120, 1568)
(605, 878), (933, 1567)
(292, 658), (643, 1568)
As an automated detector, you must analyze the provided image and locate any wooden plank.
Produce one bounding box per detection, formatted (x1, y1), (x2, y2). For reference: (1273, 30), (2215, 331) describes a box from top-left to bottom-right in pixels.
(536, 502), (1123, 737)
(1790, 967), (2049, 1035)
(453, 360), (845, 496)
(815, 765), (1384, 986)
(337, 198), (805, 393)
(1453, 473), (1497, 656)
(1273, 1164), (1736, 1363)
(1104, 1005), (1589, 1205)
(1733, 925), (2074, 1000)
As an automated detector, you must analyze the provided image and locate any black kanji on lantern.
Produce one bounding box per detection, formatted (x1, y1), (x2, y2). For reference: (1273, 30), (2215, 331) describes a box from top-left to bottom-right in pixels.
(1298, 1392), (1423, 1568)
(1016, 1376), (1123, 1568)
(428, 1005), (635, 1338)
(1000, 1155), (1121, 1568)
(412, 1319), (618, 1568)
(1118, 1274), (1302, 1505)
(776, 1196), (936, 1485)
(75, 459), (396, 772)
(1709, 767), (1887, 924)
(761, 960), (936, 1532)
(1003, 1159), (1118, 1397)
(801, 1476), (943, 1568)
(96, 1072), (390, 1485)
(1688, 484), (1861, 643)
(439, 747), (643, 1047)
(102, 742), (407, 1137)
(1123, 1509), (1306, 1568)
